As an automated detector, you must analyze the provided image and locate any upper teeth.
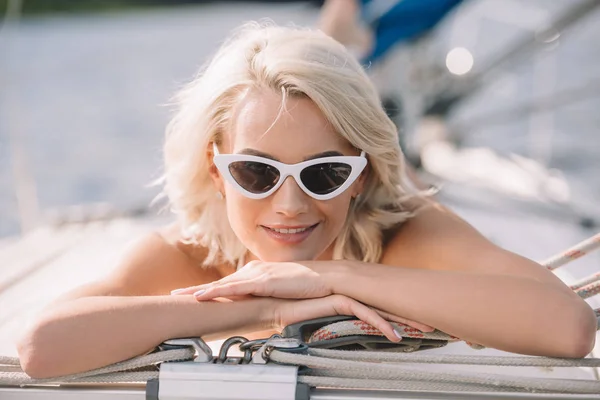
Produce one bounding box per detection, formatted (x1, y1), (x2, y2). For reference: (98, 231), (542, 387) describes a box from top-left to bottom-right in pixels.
(271, 227), (309, 234)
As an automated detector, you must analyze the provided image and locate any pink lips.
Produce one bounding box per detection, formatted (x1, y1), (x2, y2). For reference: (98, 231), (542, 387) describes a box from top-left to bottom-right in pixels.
(261, 223), (319, 244)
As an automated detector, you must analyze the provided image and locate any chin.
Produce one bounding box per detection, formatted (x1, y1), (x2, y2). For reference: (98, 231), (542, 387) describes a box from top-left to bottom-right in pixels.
(255, 247), (321, 263)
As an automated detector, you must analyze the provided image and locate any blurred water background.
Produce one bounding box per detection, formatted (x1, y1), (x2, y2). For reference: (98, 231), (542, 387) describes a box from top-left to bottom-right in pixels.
(0, 0), (599, 238)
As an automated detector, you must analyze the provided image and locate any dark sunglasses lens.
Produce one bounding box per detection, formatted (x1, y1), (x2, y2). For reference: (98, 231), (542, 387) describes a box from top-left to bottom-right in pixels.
(228, 161), (280, 194)
(300, 163), (352, 195)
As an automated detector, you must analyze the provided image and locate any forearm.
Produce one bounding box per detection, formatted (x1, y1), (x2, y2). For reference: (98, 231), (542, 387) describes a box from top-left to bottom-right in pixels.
(326, 262), (596, 357)
(17, 295), (273, 378)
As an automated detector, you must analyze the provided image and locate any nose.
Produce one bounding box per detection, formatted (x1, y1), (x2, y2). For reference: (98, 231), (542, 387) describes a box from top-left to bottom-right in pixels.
(271, 176), (309, 217)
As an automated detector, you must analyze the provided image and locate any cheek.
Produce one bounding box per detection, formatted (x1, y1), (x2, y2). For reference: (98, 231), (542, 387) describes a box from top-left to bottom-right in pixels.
(225, 194), (260, 239)
(319, 197), (352, 232)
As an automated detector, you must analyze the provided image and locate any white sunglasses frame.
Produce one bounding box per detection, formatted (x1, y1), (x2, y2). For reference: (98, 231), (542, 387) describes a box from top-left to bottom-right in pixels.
(212, 143), (367, 200)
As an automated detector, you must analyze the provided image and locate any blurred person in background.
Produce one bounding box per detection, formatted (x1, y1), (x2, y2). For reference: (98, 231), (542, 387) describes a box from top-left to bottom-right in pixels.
(318, 0), (463, 158)
(16, 22), (596, 379)
(319, 0), (463, 65)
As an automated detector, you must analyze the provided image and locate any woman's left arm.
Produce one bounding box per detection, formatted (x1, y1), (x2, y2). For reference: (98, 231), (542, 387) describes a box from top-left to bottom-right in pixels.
(319, 201), (597, 358)
(171, 200), (597, 357)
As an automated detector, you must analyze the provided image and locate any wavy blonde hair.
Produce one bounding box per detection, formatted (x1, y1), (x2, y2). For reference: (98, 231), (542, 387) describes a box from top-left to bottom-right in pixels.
(160, 22), (422, 268)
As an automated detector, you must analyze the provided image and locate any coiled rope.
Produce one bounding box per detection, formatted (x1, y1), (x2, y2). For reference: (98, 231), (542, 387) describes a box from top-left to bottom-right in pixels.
(271, 350), (600, 394)
(0, 348), (194, 385)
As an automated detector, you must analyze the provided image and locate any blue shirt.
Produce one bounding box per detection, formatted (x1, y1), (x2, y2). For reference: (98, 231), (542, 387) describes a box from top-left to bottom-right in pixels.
(360, 0), (464, 63)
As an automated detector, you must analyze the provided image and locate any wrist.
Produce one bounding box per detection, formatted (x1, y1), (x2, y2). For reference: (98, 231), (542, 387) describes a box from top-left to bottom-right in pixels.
(261, 297), (284, 330)
(309, 259), (356, 296)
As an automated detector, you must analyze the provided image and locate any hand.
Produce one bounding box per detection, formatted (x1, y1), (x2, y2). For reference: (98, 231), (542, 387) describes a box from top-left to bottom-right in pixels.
(370, 306), (435, 333)
(272, 294), (404, 342)
(171, 260), (332, 300)
(216, 295), (434, 335)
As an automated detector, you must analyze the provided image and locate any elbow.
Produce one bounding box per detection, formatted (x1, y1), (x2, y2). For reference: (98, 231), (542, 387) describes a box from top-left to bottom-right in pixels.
(16, 321), (62, 379)
(560, 305), (597, 359)
(17, 347), (48, 380)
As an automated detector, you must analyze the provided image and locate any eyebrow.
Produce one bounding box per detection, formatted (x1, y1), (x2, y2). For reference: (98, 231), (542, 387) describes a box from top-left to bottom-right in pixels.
(237, 148), (344, 161)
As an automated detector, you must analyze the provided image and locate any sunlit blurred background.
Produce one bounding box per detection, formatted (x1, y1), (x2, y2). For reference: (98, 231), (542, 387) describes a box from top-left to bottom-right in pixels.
(1, 0), (599, 359)
(0, 0), (323, 238)
(1, 0), (598, 239)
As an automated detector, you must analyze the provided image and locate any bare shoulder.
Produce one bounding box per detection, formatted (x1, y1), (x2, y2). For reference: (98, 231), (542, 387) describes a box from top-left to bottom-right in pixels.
(380, 197), (572, 291)
(381, 198), (493, 270)
(52, 223), (224, 303)
(111, 223), (224, 295)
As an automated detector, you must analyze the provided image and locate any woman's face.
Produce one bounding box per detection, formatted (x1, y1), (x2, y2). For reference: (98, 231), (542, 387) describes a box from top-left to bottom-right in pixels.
(211, 89), (366, 262)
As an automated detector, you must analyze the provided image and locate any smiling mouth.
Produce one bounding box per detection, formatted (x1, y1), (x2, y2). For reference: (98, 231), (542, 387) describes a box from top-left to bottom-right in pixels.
(260, 223), (320, 245)
(262, 223), (320, 234)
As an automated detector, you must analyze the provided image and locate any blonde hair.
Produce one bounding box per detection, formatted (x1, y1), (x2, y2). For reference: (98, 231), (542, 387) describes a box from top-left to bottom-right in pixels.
(160, 22), (421, 268)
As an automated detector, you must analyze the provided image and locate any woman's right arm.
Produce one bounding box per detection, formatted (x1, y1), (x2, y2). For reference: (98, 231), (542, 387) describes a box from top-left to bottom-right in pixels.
(16, 231), (404, 379)
(16, 232), (275, 379)
(18, 292), (275, 379)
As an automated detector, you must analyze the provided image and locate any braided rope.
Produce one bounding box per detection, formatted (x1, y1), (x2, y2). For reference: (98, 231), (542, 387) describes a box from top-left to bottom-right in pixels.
(309, 314), (600, 350)
(0, 347), (193, 386)
(0, 365), (22, 373)
(309, 320), (487, 350)
(0, 356), (19, 366)
(542, 232), (600, 271)
(299, 375), (521, 393)
(576, 281), (600, 299)
(310, 319), (457, 342)
(271, 350), (600, 394)
(2, 370), (158, 385)
(570, 272), (600, 290)
(307, 348), (600, 367)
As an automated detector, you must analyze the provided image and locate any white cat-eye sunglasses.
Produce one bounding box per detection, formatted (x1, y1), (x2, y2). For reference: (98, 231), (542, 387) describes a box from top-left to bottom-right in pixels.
(212, 143), (367, 200)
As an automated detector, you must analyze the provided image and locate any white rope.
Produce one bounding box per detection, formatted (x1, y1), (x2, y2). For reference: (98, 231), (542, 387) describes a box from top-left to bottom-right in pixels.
(0, 365), (22, 373)
(270, 350), (600, 394)
(4, 371), (159, 385)
(576, 281), (600, 299)
(299, 375), (521, 393)
(309, 320), (486, 350)
(542, 232), (600, 270)
(308, 348), (600, 367)
(0, 356), (20, 366)
(570, 272), (600, 290)
(0, 347), (193, 386)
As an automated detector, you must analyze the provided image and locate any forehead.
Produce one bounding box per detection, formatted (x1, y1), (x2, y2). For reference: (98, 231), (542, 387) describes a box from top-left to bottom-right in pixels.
(225, 88), (355, 162)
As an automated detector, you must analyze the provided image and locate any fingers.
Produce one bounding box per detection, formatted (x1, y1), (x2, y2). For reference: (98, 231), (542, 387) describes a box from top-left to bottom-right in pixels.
(193, 280), (262, 300)
(274, 295), (423, 343)
(394, 319), (435, 333)
(171, 269), (256, 296)
(372, 307), (435, 332)
(170, 285), (207, 295)
(333, 296), (402, 342)
(408, 322), (435, 333)
(170, 275), (240, 296)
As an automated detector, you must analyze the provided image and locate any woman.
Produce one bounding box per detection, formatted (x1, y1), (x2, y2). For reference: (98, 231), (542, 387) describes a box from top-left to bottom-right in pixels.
(17, 23), (596, 379)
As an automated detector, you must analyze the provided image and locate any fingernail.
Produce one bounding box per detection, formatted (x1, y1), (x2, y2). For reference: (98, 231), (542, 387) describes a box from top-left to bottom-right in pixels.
(393, 329), (403, 341)
(170, 288), (186, 295)
(193, 289), (206, 297)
